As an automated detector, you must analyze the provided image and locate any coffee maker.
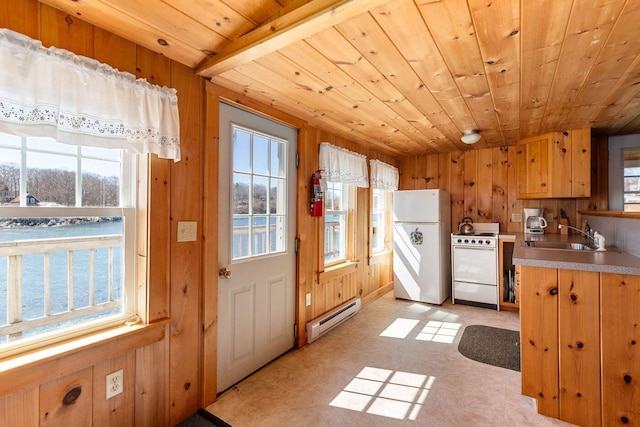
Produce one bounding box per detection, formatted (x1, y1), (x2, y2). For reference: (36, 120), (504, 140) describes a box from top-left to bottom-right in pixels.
(524, 208), (547, 234)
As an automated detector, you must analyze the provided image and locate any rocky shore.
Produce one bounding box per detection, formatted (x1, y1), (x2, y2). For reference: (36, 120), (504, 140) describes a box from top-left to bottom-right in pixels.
(0, 217), (122, 228)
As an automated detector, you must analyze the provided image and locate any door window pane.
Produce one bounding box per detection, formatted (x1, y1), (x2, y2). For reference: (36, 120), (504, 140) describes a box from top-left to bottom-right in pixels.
(270, 178), (285, 214)
(233, 129), (251, 173)
(232, 216), (250, 258)
(270, 140), (286, 178)
(253, 135), (269, 175)
(252, 175), (268, 214)
(270, 216), (285, 252)
(231, 125), (287, 260)
(252, 215), (268, 256)
(233, 173), (250, 215)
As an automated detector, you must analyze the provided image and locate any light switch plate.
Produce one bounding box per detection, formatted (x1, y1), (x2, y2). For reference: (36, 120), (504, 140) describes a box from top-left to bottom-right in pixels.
(305, 293), (311, 307)
(177, 221), (197, 242)
(546, 212), (554, 222)
(511, 213), (522, 223)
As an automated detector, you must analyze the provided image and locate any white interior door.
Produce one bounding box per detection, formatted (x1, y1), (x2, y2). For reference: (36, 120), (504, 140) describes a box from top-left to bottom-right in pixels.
(218, 102), (297, 392)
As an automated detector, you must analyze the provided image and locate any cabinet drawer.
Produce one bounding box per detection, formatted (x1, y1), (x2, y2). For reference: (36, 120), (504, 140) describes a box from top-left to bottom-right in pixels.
(453, 281), (497, 305)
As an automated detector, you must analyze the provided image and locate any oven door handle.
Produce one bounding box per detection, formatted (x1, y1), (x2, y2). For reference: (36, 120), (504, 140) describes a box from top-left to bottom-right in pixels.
(453, 246), (496, 251)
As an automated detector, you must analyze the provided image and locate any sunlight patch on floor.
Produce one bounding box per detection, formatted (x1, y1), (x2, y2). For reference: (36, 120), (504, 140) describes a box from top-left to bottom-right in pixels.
(379, 317), (462, 343)
(379, 318), (420, 338)
(329, 366), (435, 421)
(415, 320), (462, 343)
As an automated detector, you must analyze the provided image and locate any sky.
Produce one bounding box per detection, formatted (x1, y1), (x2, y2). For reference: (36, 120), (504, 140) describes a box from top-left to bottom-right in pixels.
(0, 132), (120, 178)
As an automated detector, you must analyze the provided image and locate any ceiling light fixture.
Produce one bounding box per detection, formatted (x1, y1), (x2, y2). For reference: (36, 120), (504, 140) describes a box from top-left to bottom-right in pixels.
(461, 129), (481, 144)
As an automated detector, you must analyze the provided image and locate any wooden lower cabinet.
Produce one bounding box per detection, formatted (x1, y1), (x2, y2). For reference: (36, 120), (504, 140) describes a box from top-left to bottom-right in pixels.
(558, 269), (601, 426)
(520, 266), (559, 417)
(600, 273), (640, 426)
(520, 266), (637, 427)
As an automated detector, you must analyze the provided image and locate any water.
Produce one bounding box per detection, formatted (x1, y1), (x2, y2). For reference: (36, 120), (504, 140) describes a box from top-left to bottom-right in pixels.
(0, 221), (123, 329)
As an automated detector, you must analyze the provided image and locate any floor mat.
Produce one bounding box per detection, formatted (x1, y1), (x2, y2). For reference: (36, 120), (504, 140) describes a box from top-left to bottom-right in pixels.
(176, 409), (232, 427)
(458, 325), (520, 371)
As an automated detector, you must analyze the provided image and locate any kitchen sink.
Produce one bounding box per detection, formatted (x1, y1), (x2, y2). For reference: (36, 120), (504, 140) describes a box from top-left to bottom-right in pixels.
(522, 241), (596, 251)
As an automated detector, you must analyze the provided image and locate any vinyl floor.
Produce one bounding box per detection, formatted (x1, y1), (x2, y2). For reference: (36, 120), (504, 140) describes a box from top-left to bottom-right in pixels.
(206, 291), (576, 427)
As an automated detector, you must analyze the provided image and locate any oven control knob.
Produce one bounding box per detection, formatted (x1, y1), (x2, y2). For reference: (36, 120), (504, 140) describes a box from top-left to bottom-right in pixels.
(485, 240), (490, 245)
(471, 239), (476, 244)
(464, 239), (469, 243)
(457, 238), (462, 243)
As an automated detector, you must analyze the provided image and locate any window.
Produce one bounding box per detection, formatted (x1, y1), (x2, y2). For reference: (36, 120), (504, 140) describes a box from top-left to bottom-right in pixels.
(371, 188), (390, 253)
(0, 132), (138, 353)
(324, 181), (349, 264)
(623, 149), (640, 212)
(231, 125), (287, 260)
(608, 135), (640, 211)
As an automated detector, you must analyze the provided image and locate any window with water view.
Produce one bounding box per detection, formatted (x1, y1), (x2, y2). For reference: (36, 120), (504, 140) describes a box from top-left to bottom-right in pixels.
(324, 181), (349, 264)
(0, 132), (135, 350)
(624, 148), (640, 212)
(231, 125), (287, 260)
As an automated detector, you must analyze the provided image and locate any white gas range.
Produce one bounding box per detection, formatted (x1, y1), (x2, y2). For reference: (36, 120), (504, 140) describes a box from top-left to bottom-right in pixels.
(451, 223), (500, 310)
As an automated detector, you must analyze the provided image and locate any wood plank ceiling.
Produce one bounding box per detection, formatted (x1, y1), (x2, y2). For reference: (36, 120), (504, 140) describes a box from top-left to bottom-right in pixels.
(37, 0), (640, 157)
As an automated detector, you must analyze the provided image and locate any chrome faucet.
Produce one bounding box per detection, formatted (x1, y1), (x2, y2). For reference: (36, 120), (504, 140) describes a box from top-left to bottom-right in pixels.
(557, 224), (606, 251)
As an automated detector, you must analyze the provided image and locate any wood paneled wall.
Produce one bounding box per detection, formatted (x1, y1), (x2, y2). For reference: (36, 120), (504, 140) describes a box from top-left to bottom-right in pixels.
(303, 129), (398, 331)
(204, 83), (399, 351)
(399, 139), (608, 233)
(0, 1), (203, 425)
(0, 2), (612, 425)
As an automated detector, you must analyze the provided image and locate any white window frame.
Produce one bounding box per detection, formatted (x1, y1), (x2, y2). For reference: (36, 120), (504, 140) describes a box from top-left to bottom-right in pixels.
(0, 134), (140, 357)
(608, 135), (640, 211)
(371, 188), (388, 254)
(324, 181), (349, 265)
(622, 148), (640, 212)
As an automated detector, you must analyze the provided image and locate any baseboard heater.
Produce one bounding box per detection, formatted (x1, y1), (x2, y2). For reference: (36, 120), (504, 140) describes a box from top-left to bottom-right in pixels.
(306, 297), (361, 344)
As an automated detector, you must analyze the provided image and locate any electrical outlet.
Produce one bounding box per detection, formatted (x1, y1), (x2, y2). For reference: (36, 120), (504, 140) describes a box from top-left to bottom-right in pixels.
(305, 293), (311, 307)
(106, 369), (123, 399)
(546, 212), (554, 222)
(511, 213), (522, 223)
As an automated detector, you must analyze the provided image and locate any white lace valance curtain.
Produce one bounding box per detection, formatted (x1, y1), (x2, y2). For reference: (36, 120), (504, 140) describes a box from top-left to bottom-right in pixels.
(370, 159), (399, 191)
(319, 142), (369, 188)
(0, 29), (181, 161)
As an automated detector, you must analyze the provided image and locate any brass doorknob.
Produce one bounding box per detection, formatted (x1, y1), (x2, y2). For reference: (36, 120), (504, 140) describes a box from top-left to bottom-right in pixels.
(218, 267), (232, 279)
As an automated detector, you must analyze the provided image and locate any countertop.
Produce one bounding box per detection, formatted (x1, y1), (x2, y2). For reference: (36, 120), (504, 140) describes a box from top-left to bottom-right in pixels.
(510, 232), (640, 275)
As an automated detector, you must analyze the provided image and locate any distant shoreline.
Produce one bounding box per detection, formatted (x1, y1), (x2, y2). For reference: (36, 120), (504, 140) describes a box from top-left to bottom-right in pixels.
(0, 217), (123, 228)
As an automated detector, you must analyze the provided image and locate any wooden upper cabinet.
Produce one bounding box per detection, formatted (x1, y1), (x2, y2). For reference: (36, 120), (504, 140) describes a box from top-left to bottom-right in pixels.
(516, 128), (591, 199)
(516, 134), (551, 197)
(571, 128), (592, 197)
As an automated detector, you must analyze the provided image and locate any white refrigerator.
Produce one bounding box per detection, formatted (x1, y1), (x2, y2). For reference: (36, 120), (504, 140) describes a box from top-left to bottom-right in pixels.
(393, 189), (451, 304)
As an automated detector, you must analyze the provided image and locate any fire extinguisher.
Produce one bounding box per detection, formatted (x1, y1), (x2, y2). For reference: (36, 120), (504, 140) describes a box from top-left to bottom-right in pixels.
(310, 170), (323, 217)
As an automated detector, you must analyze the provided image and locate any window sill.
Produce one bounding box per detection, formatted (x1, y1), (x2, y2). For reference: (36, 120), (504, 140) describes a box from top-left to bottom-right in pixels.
(0, 319), (168, 399)
(318, 260), (359, 282)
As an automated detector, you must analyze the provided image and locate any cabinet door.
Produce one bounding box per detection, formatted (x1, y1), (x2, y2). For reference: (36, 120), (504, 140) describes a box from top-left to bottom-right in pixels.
(558, 270), (601, 426)
(551, 131), (572, 197)
(571, 128), (591, 197)
(520, 266), (559, 417)
(601, 273), (640, 426)
(516, 135), (550, 198)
